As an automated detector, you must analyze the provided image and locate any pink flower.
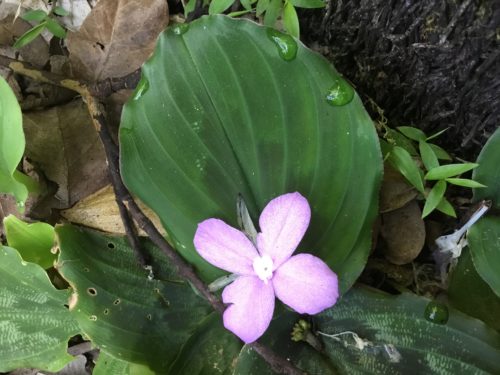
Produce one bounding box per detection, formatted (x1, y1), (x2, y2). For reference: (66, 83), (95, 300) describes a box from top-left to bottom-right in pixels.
(193, 192), (339, 343)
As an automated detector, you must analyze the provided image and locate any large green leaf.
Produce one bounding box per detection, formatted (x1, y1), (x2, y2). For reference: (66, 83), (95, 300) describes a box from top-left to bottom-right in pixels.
(0, 76), (28, 206)
(120, 15), (382, 292)
(473, 127), (500, 208)
(93, 351), (155, 375)
(0, 246), (80, 372)
(315, 286), (500, 374)
(55, 225), (235, 373)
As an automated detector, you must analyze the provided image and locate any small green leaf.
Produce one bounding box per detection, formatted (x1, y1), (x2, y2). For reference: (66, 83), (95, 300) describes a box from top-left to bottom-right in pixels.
(388, 146), (425, 193)
(422, 180), (446, 218)
(21, 9), (47, 22)
(228, 9), (253, 16)
(240, 0), (253, 11)
(397, 126), (427, 142)
(53, 6), (70, 16)
(436, 197), (456, 217)
(425, 163), (478, 180)
(208, 0), (235, 14)
(428, 143), (452, 160)
(263, 0), (282, 26)
(282, 2), (299, 38)
(256, 0), (270, 16)
(426, 127), (449, 141)
(289, 0), (325, 8)
(184, 0), (197, 16)
(45, 18), (66, 38)
(4, 215), (56, 269)
(385, 128), (418, 156)
(445, 178), (486, 188)
(13, 22), (46, 48)
(419, 140), (439, 170)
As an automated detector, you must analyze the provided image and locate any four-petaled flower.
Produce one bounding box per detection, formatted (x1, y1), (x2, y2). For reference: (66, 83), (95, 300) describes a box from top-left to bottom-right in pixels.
(194, 192), (339, 343)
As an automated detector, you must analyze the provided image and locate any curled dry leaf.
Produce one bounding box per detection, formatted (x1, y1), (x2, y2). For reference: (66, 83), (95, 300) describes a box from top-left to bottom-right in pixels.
(66, 0), (169, 81)
(381, 200), (426, 265)
(379, 163), (418, 213)
(61, 184), (166, 236)
(23, 100), (108, 208)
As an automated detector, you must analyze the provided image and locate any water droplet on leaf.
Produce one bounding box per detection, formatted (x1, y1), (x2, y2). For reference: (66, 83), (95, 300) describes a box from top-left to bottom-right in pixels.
(172, 23), (189, 36)
(326, 77), (355, 106)
(133, 76), (149, 100)
(267, 29), (297, 61)
(424, 301), (449, 324)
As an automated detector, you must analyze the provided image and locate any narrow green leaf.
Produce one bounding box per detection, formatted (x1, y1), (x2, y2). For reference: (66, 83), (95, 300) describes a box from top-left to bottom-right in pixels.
(228, 9), (253, 16)
(13, 22), (47, 48)
(240, 0), (253, 11)
(385, 128), (418, 156)
(473, 127), (500, 208)
(45, 18), (67, 38)
(4, 215), (55, 269)
(422, 180), (446, 218)
(388, 146), (425, 193)
(53, 6), (70, 16)
(184, 0), (197, 16)
(446, 178), (486, 188)
(425, 163), (478, 180)
(256, 0), (270, 16)
(289, 0), (325, 8)
(419, 140), (439, 170)
(397, 126), (427, 142)
(0, 246), (80, 372)
(263, 0), (282, 26)
(282, 2), (299, 38)
(428, 143), (452, 160)
(21, 9), (47, 22)
(436, 197), (456, 217)
(468, 216), (500, 298)
(0, 77), (28, 207)
(208, 0), (235, 14)
(426, 127), (449, 141)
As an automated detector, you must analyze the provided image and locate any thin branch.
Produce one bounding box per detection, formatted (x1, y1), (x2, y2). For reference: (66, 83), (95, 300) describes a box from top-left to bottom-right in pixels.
(3, 58), (308, 375)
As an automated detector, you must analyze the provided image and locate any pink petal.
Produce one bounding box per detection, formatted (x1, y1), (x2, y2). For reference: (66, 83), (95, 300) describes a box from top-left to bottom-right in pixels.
(257, 192), (311, 268)
(194, 219), (258, 275)
(273, 254), (338, 314)
(222, 276), (275, 343)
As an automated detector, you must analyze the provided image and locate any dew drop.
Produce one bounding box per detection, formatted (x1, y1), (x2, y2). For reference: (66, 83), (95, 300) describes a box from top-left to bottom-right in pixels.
(267, 29), (297, 61)
(424, 301), (449, 324)
(325, 77), (355, 106)
(132, 76), (149, 101)
(172, 23), (189, 36)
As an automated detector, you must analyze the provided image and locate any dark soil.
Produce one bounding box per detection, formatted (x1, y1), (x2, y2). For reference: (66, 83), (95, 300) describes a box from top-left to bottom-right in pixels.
(300, 0), (499, 161)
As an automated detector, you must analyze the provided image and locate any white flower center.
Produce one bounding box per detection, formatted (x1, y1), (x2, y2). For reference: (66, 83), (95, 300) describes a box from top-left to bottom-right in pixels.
(253, 255), (274, 283)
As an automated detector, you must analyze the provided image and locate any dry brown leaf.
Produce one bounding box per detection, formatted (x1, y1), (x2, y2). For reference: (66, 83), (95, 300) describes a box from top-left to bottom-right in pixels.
(381, 200), (426, 265)
(379, 163), (418, 213)
(66, 0), (169, 81)
(61, 184), (166, 236)
(23, 99), (108, 208)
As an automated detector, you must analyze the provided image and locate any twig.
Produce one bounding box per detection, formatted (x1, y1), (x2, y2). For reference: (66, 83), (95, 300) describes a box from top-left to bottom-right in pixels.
(2, 58), (307, 375)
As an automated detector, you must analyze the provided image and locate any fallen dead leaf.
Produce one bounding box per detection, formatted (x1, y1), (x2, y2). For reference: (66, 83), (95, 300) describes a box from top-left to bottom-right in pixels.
(379, 163), (418, 213)
(23, 99), (109, 208)
(61, 184), (166, 236)
(66, 0), (169, 81)
(381, 200), (426, 265)
(58, 0), (92, 31)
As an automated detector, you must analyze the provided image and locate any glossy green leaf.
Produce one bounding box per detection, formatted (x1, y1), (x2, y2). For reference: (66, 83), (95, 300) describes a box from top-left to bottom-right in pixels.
(208, 0), (235, 14)
(467, 216), (500, 298)
(436, 197), (456, 217)
(282, 2), (299, 38)
(397, 126), (426, 142)
(45, 18), (67, 38)
(419, 140), (439, 170)
(473, 127), (500, 208)
(448, 248), (500, 332)
(21, 9), (47, 22)
(4, 215), (56, 269)
(263, 0), (282, 26)
(422, 180), (446, 218)
(53, 6), (70, 16)
(426, 127), (448, 141)
(94, 351), (155, 375)
(0, 76), (28, 207)
(0, 246), (80, 372)
(120, 16), (382, 292)
(56, 225), (219, 373)
(425, 163), (478, 180)
(256, 0), (270, 16)
(428, 143), (452, 160)
(289, 0), (325, 8)
(315, 286), (500, 374)
(13, 21), (47, 48)
(445, 178), (486, 188)
(387, 146), (424, 193)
